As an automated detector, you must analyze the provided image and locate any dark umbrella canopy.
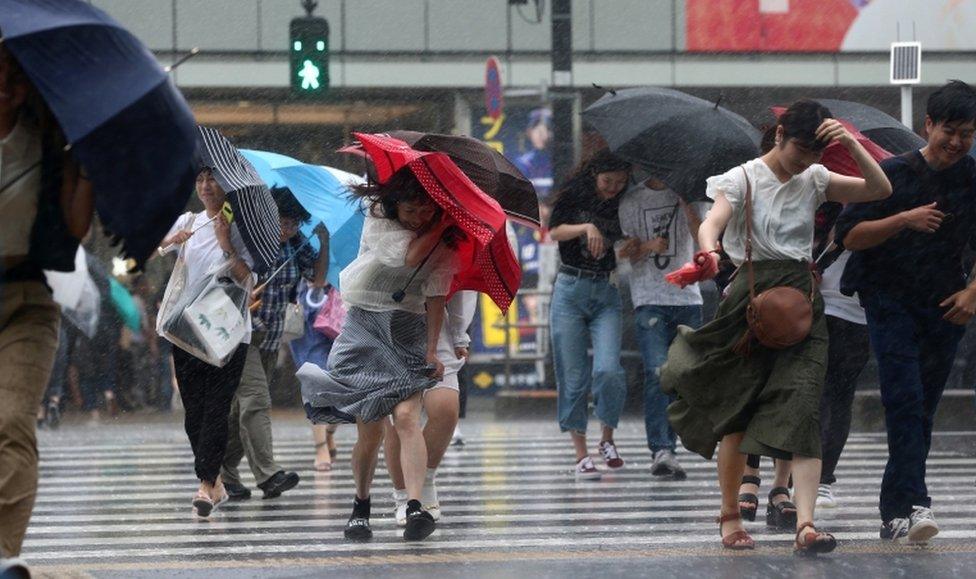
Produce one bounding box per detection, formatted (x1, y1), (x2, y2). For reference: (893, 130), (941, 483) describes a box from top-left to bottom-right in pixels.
(340, 130), (540, 228)
(812, 99), (925, 155)
(583, 87), (760, 201)
(196, 127), (280, 274)
(0, 0), (197, 266)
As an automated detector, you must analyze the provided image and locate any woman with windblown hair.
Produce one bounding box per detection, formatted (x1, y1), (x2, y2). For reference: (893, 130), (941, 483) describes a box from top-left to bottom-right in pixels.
(661, 100), (891, 554)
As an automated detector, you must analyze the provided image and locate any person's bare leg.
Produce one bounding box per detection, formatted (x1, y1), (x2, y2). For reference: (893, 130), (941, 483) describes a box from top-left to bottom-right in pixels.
(791, 455), (822, 535)
(571, 430), (588, 462)
(600, 423), (614, 443)
(423, 388), (459, 469)
(352, 419), (385, 499)
(384, 418), (406, 490)
(313, 425), (332, 469)
(718, 433), (751, 546)
(392, 393), (426, 501)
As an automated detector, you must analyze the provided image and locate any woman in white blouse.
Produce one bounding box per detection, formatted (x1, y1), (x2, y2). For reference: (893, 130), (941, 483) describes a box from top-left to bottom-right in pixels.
(661, 100), (892, 553)
(298, 168), (458, 543)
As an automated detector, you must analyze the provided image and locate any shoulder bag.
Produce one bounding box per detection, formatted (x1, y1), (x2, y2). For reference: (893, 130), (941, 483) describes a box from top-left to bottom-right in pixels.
(733, 166), (815, 356)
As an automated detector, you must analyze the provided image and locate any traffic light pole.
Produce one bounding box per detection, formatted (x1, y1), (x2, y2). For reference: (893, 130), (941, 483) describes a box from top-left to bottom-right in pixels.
(551, 0), (575, 192)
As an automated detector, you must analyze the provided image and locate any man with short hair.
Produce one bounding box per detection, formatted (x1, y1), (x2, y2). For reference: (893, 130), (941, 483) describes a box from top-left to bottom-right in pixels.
(836, 80), (976, 544)
(220, 186), (328, 500)
(618, 177), (708, 479)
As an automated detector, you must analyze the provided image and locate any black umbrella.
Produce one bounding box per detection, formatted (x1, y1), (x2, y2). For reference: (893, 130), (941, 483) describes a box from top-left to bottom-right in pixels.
(195, 127), (280, 274)
(583, 87), (760, 201)
(812, 99), (925, 155)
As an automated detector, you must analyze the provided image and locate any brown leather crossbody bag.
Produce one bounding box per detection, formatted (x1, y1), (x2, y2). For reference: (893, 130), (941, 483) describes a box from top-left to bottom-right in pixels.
(733, 167), (815, 356)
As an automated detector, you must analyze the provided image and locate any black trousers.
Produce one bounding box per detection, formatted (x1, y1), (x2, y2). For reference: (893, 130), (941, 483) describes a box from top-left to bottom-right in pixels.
(173, 344), (248, 484)
(819, 315), (870, 485)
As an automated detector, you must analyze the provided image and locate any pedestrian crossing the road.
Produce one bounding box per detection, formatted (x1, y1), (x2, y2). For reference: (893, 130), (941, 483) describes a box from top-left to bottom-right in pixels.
(23, 423), (976, 574)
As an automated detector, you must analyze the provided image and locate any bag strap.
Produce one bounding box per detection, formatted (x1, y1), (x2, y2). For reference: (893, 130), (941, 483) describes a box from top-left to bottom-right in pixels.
(740, 166), (757, 303)
(740, 166), (816, 302)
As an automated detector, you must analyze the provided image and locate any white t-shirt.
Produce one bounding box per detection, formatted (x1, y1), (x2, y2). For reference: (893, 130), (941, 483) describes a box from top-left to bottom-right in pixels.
(706, 158), (831, 266)
(339, 214), (456, 315)
(160, 211), (257, 343)
(819, 249), (866, 325)
(618, 185), (708, 307)
(0, 116), (41, 257)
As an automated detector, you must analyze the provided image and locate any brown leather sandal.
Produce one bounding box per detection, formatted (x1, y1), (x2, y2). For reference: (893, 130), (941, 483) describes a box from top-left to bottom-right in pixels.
(718, 512), (755, 550)
(794, 521), (837, 555)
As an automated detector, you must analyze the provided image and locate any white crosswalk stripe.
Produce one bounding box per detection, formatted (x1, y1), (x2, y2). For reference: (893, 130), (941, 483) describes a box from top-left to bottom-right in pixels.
(22, 426), (976, 568)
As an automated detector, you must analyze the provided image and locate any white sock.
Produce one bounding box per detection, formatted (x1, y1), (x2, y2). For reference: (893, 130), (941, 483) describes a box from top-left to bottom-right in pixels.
(393, 488), (407, 502)
(425, 467), (437, 487)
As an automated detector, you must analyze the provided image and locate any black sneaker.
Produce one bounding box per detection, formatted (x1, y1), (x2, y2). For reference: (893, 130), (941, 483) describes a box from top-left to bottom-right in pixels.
(880, 517), (910, 541)
(0, 556), (31, 579)
(224, 481), (252, 501)
(45, 401), (61, 430)
(403, 499), (436, 541)
(258, 470), (300, 499)
(345, 497), (373, 541)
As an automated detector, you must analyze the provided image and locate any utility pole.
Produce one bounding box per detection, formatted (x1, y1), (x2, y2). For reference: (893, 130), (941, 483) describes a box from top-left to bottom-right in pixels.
(551, 0), (575, 190)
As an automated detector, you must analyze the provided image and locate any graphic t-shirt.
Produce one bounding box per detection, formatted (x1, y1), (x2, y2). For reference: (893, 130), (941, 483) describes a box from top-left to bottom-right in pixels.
(618, 185), (708, 307)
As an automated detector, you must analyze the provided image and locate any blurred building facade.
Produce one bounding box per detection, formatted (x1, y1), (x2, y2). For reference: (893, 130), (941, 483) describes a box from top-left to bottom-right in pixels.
(93, 0), (976, 168)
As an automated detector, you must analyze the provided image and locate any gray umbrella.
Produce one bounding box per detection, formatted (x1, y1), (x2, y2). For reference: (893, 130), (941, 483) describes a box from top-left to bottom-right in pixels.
(813, 99), (925, 155)
(583, 87), (760, 201)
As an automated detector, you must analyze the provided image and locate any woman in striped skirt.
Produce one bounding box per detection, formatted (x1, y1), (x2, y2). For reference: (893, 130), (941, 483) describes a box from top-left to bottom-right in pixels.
(298, 168), (459, 542)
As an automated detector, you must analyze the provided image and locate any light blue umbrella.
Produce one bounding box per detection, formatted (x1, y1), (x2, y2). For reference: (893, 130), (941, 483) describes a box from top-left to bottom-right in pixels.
(240, 150), (365, 289)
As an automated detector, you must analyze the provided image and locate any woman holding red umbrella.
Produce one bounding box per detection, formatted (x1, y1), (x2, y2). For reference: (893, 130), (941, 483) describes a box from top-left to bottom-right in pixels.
(299, 168), (459, 542)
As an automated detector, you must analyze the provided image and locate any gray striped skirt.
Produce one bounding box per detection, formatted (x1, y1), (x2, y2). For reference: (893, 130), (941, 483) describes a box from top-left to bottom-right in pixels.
(298, 306), (436, 424)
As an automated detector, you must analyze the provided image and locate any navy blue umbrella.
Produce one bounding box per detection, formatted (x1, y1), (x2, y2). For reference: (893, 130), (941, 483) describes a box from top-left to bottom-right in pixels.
(0, 0), (197, 266)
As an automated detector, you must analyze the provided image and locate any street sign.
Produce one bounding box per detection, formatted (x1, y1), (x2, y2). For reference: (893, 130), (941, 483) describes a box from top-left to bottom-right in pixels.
(290, 16), (329, 97)
(890, 41), (922, 85)
(485, 57), (504, 120)
(890, 41), (922, 129)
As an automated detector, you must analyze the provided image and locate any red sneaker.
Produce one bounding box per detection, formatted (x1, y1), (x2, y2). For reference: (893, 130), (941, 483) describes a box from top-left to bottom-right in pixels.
(598, 440), (625, 470)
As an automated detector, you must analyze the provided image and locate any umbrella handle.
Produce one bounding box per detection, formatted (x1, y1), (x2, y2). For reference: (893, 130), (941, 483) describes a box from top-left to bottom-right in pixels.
(391, 240), (442, 303)
(306, 286), (328, 309)
(157, 214), (218, 253)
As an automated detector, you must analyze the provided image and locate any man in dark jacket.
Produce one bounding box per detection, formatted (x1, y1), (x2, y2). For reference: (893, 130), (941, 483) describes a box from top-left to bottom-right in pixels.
(836, 80), (976, 545)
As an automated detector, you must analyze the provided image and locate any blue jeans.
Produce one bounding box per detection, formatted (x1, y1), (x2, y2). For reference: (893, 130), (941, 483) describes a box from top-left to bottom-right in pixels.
(863, 292), (966, 522)
(634, 305), (702, 452)
(550, 273), (626, 433)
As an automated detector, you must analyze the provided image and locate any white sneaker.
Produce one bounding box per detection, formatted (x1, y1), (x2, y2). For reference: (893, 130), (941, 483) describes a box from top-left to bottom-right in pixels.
(906, 506), (939, 544)
(451, 425), (465, 447)
(574, 456), (602, 480)
(421, 480), (441, 521)
(393, 489), (408, 527)
(816, 484), (837, 508)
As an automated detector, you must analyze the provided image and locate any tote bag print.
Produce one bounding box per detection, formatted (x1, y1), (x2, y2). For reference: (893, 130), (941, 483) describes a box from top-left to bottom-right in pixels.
(183, 288), (247, 361)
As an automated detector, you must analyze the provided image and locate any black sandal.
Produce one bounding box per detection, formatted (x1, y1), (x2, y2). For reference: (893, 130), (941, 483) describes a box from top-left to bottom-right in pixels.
(738, 475), (761, 522)
(766, 486), (798, 530)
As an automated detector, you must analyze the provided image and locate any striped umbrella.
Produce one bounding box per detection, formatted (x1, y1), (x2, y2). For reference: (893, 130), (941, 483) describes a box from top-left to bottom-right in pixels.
(195, 127), (280, 274)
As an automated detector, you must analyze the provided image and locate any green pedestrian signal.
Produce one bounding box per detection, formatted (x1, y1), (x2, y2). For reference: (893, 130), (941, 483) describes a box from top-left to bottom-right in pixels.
(290, 16), (329, 96)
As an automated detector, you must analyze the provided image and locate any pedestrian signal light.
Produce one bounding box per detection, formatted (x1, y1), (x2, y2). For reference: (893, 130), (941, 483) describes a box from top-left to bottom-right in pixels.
(289, 16), (329, 96)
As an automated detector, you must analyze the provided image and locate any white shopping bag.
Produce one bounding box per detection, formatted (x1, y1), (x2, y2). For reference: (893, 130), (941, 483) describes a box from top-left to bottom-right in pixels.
(183, 286), (247, 362)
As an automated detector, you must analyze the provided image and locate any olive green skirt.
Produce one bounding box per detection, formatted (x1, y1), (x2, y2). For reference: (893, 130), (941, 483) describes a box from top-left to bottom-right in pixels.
(661, 260), (827, 461)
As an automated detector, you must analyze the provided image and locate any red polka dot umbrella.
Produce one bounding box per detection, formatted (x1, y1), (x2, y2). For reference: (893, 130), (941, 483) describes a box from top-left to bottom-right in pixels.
(353, 132), (522, 313)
